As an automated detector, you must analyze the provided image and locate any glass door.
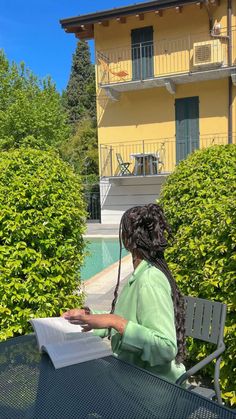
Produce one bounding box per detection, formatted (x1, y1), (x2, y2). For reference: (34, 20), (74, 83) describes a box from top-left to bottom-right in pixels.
(131, 26), (154, 81)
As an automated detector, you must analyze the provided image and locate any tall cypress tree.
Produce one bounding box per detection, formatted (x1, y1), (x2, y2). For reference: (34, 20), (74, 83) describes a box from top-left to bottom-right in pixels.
(61, 41), (98, 179)
(64, 41), (96, 124)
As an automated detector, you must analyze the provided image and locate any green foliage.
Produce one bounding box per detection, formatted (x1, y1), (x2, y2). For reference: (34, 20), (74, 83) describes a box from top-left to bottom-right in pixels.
(160, 145), (236, 406)
(0, 50), (70, 150)
(61, 42), (98, 178)
(0, 148), (87, 341)
(60, 118), (98, 176)
(63, 41), (96, 124)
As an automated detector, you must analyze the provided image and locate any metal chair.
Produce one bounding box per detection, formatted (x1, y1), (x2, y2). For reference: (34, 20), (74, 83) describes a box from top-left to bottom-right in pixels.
(98, 57), (129, 81)
(152, 152), (162, 174)
(154, 142), (165, 173)
(176, 296), (227, 404)
(116, 153), (132, 176)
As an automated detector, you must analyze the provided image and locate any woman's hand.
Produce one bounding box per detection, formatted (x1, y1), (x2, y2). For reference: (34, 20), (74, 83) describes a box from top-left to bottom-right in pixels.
(63, 312), (128, 335)
(62, 308), (88, 319)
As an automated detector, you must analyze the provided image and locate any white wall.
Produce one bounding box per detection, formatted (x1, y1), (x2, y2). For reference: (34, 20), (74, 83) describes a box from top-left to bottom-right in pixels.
(100, 175), (168, 224)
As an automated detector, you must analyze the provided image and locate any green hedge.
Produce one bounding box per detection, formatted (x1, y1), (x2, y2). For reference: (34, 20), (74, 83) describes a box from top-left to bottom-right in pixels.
(160, 144), (236, 406)
(0, 149), (87, 341)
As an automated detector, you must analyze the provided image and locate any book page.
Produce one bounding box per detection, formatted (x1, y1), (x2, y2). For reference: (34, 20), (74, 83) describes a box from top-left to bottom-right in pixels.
(42, 334), (112, 369)
(30, 317), (84, 350)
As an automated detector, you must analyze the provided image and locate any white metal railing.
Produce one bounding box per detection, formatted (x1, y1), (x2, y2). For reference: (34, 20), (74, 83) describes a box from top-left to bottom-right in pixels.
(99, 133), (235, 177)
(97, 27), (236, 85)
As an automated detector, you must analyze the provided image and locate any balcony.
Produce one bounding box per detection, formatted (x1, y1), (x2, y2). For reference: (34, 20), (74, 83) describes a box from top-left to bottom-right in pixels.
(99, 133), (235, 178)
(97, 27), (236, 97)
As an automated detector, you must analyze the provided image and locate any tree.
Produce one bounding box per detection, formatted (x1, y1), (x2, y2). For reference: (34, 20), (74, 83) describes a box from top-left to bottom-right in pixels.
(59, 117), (100, 220)
(63, 41), (96, 124)
(0, 148), (87, 341)
(0, 50), (70, 151)
(60, 118), (98, 176)
(159, 144), (236, 406)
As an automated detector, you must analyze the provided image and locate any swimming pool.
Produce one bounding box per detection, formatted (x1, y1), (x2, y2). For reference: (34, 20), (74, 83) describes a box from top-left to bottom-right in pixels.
(80, 238), (128, 280)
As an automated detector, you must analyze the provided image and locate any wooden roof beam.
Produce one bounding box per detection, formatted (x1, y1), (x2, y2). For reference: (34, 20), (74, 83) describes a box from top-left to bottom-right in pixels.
(98, 20), (109, 27)
(116, 16), (126, 24)
(209, 0), (220, 5)
(175, 6), (183, 12)
(79, 24), (93, 32)
(75, 31), (94, 40)
(75, 24), (94, 40)
(65, 26), (80, 34)
(136, 13), (144, 20)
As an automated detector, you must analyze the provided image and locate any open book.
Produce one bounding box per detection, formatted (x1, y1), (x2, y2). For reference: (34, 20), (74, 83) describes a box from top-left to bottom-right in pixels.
(30, 317), (112, 369)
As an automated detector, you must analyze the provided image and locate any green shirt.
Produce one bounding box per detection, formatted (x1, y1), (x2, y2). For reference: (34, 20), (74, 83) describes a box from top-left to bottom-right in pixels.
(94, 259), (185, 383)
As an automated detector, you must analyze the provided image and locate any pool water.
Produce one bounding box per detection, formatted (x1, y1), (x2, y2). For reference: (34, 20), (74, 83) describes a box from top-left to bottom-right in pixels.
(80, 238), (129, 280)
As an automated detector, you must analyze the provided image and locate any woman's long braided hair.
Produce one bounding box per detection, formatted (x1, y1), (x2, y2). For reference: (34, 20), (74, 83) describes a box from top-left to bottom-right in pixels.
(110, 203), (186, 364)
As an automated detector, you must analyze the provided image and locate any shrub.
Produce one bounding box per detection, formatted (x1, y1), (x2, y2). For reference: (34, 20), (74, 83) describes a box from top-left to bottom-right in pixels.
(0, 149), (87, 341)
(160, 145), (236, 406)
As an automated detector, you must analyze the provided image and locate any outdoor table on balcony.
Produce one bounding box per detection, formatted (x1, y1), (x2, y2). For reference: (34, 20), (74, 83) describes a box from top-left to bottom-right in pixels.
(0, 334), (235, 419)
(130, 152), (158, 175)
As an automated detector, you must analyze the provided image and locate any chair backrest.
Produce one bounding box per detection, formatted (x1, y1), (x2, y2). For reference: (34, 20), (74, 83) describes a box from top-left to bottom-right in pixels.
(116, 153), (123, 165)
(98, 57), (110, 72)
(184, 296), (226, 346)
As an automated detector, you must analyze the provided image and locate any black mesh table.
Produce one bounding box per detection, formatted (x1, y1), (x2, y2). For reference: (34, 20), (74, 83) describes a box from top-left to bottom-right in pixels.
(0, 335), (235, 419)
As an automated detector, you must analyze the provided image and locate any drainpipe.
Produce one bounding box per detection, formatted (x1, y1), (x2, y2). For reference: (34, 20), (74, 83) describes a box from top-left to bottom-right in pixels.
(227, 0), (232, 144)
(203, 0), (232, 144)
(227, 0), (232, 67)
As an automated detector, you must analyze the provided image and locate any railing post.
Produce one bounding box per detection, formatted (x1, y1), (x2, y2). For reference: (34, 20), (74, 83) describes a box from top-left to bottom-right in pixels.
(96, 52), (99, 88)
(110, 146), (113, 177)
(107, 58), (110, 85)
(99, 144), (102, 177)
(188, 34), (191, 72)
(140, 43), (143, 80)
(142, 140), (145, 176)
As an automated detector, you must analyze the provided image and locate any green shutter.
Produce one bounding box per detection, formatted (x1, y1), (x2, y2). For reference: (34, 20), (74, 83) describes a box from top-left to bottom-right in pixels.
(175, 97), (199, 163)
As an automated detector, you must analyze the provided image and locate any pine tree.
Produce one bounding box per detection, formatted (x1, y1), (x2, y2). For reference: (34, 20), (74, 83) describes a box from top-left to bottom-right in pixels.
(64, 41), (96, 124)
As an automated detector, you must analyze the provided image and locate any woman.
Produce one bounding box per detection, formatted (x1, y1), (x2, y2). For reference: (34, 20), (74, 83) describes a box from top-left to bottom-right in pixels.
(62, 203), (186, 382)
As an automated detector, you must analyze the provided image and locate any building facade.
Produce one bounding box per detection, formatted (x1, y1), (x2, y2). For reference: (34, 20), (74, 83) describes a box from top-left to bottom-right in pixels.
(61, 0), (236, 224)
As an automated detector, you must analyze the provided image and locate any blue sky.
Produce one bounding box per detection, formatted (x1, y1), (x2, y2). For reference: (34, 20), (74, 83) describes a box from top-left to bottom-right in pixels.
(0, 0), (146, 92)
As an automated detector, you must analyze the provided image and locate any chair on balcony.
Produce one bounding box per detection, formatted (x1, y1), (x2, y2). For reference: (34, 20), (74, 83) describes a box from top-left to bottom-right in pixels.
(154, 143), (166, 173)
(116, 153), (132, 176)
(152, 151), (164, 173)
(176, 296), (227, 405)
(98, 57), (129, 81)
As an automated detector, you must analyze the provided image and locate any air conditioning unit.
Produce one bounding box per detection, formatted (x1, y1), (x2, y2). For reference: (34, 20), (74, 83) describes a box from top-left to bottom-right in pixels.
(193, 39), (224, 67)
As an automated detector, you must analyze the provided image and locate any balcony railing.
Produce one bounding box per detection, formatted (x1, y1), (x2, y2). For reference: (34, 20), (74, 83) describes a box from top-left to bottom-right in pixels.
(99, 134), (235, 177)
(97, 27), (236, 86)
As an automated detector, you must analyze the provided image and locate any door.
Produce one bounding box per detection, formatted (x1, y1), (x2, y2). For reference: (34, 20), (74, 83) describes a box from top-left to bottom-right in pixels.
(131, 26), (154, 81)
(175, 97), (199, 163)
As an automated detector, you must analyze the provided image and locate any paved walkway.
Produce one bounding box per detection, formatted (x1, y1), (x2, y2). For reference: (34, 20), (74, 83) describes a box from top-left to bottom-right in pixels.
(83, 223), (133, 311)
(86, 223), (120, 237)
(84, 254), (133, 311)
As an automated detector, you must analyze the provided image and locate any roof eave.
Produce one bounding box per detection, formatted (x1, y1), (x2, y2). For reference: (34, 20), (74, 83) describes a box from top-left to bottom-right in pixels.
(60, 0), (202, 38)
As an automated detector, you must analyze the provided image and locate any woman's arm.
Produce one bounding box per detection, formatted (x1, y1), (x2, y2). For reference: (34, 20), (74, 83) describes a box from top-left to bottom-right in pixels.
(63, 312), (128, 335)
(119, 278), (177, 366)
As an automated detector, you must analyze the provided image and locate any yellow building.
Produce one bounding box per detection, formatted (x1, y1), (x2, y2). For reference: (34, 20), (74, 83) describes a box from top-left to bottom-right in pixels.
(61, 0), (236, 223)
